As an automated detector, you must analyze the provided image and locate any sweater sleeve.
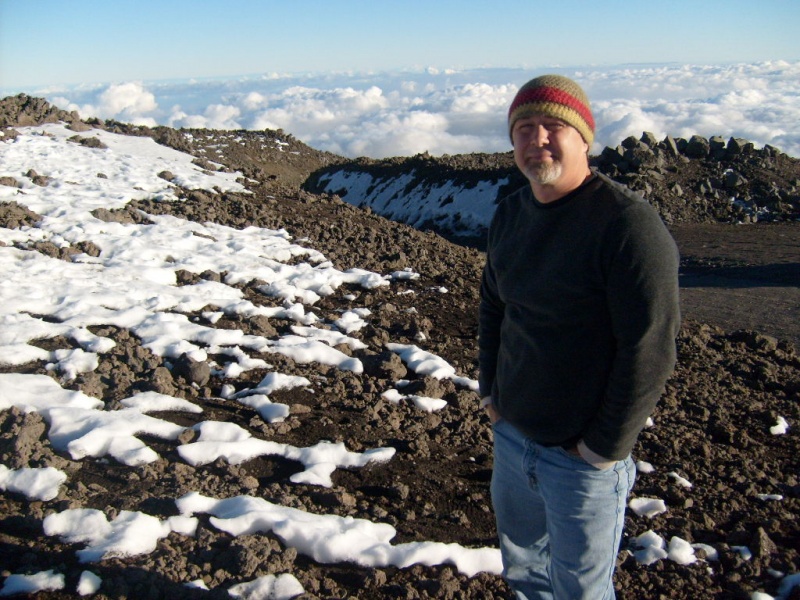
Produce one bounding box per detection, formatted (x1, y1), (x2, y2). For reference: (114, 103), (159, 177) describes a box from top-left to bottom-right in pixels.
(478, 246), (505, 399)
(582, 203), (681, 459)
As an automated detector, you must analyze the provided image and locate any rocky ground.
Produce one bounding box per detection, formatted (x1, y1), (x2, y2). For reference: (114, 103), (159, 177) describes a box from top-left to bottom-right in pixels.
(0, 95), (799, 599)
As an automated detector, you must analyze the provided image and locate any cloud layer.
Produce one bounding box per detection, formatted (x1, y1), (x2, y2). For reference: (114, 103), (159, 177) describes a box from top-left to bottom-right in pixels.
(43, 61), (800, 159)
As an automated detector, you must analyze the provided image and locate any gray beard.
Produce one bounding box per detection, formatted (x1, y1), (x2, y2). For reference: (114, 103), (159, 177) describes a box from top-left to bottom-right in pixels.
(526, 161), (562, 185)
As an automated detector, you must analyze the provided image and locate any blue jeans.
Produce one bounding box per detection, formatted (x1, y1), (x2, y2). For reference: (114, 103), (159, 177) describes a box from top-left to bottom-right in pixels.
(491, 419), (636, 600)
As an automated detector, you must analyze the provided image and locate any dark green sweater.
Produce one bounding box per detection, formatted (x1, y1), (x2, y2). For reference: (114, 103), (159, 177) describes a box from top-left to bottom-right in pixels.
(479, 172), (680, 460)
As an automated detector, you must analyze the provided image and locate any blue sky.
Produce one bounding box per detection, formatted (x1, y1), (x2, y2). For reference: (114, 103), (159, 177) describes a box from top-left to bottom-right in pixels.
(1, 0), (798, 90)
(1, 1), (799, 159)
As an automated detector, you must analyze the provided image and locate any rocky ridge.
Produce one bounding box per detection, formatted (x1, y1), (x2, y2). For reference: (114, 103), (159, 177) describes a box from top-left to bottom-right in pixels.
(0, 96), (798, 599)
(0, 94), (346, 190)
(304, 131), (800, 244)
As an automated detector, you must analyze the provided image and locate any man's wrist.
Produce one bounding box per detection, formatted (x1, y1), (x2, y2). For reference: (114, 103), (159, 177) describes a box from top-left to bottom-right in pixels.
(577, 439), (616, 469)
(480, 396), (493, 409)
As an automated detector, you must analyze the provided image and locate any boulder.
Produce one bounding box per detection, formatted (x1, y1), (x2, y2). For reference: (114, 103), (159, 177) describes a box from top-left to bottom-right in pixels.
(685, 135), (711, 158)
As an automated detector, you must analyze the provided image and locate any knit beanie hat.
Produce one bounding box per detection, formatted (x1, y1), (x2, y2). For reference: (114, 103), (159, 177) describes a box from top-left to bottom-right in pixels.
(508, 74), (595, 145)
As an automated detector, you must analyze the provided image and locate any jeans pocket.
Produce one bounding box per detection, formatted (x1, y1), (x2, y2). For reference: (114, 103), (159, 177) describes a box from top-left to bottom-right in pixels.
(554, 445), (614, 471)
(554, 445), (588, 464)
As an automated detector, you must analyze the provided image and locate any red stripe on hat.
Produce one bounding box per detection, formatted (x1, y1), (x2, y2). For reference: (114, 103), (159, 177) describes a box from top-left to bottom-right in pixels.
(509, 86), (595, 131)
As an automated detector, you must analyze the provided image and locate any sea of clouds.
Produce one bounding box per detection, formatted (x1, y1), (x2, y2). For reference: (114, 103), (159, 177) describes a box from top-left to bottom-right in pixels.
(25, 60), (800, 159)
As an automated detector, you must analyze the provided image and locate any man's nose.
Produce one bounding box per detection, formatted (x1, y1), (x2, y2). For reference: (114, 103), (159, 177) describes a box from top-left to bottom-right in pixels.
(530, 124), (549, 147)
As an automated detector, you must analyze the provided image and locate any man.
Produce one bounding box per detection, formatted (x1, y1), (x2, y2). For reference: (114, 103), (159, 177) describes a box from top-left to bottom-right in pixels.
(479, 74), (680, 599)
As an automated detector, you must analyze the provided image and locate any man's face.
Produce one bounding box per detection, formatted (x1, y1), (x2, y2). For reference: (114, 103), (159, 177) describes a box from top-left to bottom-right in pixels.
(511, 115), (589, 187)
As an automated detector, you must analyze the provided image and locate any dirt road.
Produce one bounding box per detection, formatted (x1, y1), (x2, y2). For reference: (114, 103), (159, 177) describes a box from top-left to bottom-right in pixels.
(672, 222), (800, 347)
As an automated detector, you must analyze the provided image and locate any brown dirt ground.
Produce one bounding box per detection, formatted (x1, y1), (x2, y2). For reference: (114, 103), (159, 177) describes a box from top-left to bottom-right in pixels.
(672, 222), (800, 349)
(1, 187), (798, 600)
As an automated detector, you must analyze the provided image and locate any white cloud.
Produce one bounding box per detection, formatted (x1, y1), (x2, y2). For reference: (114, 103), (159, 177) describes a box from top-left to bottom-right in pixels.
(65, 82), (159, 126)
(241, 91), (266, 111)
(169, 103), (242, 130)
(45, 61), (800, 158)
(338, 111), (452, 158)
(98, 82), (157, 115)
(594, 102), (665, 149)
(448, 82), (515, 114)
